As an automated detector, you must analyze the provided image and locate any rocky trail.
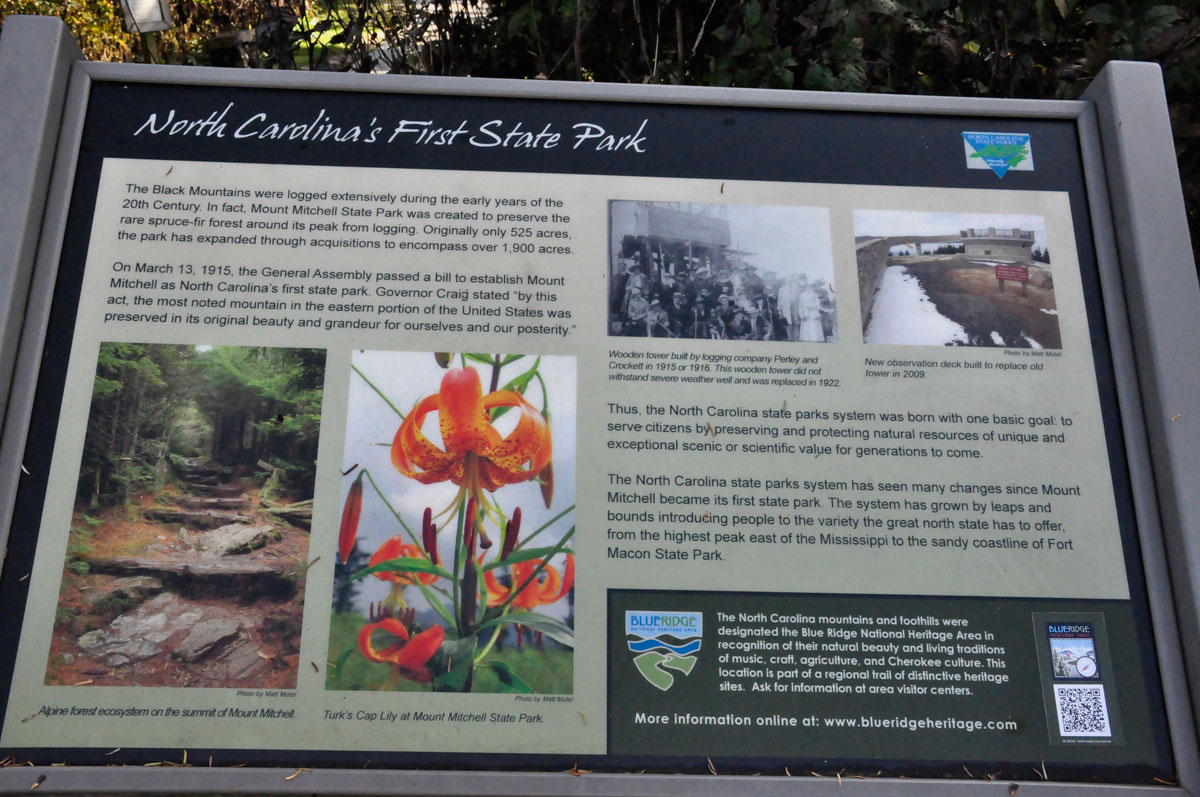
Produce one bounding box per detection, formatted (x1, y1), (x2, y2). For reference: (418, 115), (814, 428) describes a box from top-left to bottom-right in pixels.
(49, 458), (310, 689)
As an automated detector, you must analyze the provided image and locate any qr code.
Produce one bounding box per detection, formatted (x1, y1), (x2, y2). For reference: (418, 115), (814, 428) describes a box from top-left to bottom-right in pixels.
(1054, 684), (1111, 737)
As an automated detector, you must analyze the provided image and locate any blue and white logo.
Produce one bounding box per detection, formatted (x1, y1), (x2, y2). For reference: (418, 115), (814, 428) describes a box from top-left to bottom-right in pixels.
(962, 131), (1034, 178)
(625, 611), (703, 691)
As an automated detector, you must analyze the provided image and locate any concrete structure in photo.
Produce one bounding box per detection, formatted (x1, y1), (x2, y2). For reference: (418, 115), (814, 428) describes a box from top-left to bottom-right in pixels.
(960, 227), (1035, 260)
(856, 234), (959, 327)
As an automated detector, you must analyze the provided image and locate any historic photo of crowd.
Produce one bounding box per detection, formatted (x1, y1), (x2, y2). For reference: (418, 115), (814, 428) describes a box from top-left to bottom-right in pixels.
(608, 201), (838, 342)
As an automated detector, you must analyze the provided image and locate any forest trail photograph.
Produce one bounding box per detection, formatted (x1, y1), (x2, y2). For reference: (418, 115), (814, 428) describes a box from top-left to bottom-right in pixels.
(46, 343), (324, 689)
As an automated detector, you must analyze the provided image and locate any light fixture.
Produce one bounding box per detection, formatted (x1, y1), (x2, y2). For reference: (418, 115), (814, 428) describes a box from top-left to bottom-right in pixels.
(119, 0), (174, 33)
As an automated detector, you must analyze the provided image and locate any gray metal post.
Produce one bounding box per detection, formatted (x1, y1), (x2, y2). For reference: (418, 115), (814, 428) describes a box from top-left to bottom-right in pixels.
(1083, 61), (1200, 740)
(0, 16), (81, 438)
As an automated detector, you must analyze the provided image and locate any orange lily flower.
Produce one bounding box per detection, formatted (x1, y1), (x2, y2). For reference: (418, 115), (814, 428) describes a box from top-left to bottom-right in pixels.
(369, 537), (439, 586)
(483, 555), (574, 610)
(357, 619), (445, 683)
(392, 368), (552, 492)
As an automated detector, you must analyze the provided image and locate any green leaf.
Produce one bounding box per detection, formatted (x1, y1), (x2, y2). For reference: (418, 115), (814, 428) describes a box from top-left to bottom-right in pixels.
(490, 357), (541, 421)
(463, 353), (494, 365)
(508, 357), (542, 392)
(330, 644), (356, 681)
(745, 1), (762, 27)
(802, 63), (834, 91)
(483, 660), (534, 693)
(349, 556), (453, 582)
(433, 635), (477, 691)
(1145, 5), (1180, 28)
(416, 583), (457, 628)
(483, 545), (574, 571)
(478, 611), (574, 648)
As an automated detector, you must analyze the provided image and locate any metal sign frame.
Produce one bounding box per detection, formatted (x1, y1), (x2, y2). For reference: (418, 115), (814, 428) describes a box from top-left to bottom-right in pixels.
(0, 14), (1197, 794)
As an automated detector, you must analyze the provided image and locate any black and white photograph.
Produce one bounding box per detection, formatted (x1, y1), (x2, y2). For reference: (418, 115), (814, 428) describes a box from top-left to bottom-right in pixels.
(855, 209), (1060, 348)
(608, 201), (838, 342)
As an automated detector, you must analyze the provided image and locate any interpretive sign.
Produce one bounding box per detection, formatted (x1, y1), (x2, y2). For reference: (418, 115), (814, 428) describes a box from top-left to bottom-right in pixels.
(0, 16), (1197, 794)
(995, 265), (1031, 282)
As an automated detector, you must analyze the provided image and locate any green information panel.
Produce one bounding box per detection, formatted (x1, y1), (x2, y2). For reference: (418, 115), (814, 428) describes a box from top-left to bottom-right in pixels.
(609, 593), (1150, 766)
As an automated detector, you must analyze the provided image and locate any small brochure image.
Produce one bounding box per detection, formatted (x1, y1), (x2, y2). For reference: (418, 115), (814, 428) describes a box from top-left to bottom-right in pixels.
(47, 344), (323, 688)
(608, 201), (837, 342)
(1033, 612), (1120, 745)
(1047, 622), (1100, 680)
(329, 351), (575, 694)
(855, 209), (1060, 348)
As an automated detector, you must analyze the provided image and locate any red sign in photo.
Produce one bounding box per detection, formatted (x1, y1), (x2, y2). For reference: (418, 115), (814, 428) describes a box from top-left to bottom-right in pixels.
(995, 264), (1030, 282)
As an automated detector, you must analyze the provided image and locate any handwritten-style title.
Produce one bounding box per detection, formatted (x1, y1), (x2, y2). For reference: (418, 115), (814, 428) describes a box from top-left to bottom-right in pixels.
(133, 103), (648, 153)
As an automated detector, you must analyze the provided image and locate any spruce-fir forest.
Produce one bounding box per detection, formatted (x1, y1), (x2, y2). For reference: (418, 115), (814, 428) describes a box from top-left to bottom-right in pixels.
(49, 343), (323, 689)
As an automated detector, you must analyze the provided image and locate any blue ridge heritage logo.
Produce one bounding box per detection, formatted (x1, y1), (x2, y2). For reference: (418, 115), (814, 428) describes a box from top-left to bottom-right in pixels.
(962, 131), (1034, 177)
(626, 611), (703, 691)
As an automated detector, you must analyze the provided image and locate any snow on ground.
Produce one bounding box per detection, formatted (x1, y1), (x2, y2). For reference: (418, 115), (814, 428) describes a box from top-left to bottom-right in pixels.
(990, 331), (1005, 345)
(1039, 307), (1058, 315)
(969, 259), (1019, 266)
(865, 266), (969, 346)
(1024, 336), (1043, 349)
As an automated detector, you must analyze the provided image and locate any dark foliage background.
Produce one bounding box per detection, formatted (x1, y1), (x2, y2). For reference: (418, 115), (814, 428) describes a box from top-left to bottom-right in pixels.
(1, 0), (1196, 258)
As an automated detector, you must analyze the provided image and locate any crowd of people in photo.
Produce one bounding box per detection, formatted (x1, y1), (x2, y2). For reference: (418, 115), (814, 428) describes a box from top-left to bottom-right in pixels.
(609, 253), (836, 342)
